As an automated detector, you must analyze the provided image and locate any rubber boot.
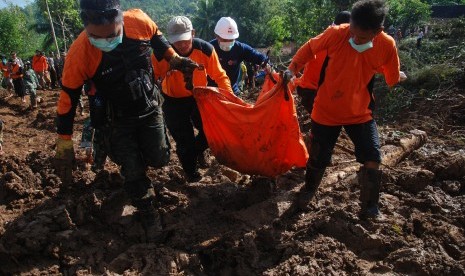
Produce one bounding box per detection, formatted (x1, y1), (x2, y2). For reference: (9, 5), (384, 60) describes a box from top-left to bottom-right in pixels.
(132, 188), (164, 243)
(297, 166), (326, 211)
(358, 167), (382, 219)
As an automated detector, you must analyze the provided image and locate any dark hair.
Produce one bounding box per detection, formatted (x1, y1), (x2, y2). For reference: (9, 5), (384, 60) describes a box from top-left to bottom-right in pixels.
(80, 0), (122, 26)
(351, 0), (387, 31)
(334, 11), (351, 25)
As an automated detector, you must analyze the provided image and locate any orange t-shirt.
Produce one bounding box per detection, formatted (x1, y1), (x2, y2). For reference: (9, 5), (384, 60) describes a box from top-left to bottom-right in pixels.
(152, 38), (233, 98)
(32, 55), (48, 72)
(296, 51), (327, 90)
(290, 24), (400, 126)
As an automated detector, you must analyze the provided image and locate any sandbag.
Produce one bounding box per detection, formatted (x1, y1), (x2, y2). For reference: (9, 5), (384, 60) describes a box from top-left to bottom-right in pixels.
(193, 72), (308, 177)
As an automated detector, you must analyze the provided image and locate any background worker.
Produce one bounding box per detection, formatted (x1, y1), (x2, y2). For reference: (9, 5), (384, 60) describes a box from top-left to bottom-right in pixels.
(209, 17), (267, 95)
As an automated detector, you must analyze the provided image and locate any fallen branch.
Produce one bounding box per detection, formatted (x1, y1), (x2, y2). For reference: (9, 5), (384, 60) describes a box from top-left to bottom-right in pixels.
(324, 129), (428, 186)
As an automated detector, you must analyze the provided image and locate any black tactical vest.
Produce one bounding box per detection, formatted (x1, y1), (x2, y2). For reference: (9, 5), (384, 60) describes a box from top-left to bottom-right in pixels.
(91, 30), (159, 119)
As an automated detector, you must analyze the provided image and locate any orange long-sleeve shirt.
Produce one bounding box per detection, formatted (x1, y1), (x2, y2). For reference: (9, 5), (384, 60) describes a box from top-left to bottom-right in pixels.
(295, 51), (327, 90)
(32, 55), (48, 72)
(152, 38), (233, 98)
(290, 24), (400, 126)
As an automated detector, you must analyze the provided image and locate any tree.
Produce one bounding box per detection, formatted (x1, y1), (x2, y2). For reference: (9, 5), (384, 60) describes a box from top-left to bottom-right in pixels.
(0, 5), (42, 58)
(35, 0), (81, 52)
(192, 0), (216, 40)
(386, 0), (431, 33)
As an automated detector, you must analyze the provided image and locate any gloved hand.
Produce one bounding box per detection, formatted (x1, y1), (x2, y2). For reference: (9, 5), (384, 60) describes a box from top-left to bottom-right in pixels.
(169, 55), (199, 90)
(169, 55), (199, 73)
(53, 137), (75, 184)
(263, 63), (273, 75)
(282, 69), (294, 86)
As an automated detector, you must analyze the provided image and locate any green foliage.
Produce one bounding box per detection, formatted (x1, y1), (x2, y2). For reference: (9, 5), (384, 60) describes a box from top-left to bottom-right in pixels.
(1, 0), (459, 61)
(429, 17), (465, 39)
(282, 0), (356, 45)
(375, 17), (465, 123)
(35, 0), (81, 52)
(121, 0), (198, 33)
(0, 6), (42, 58)
(386, 0), (431, 33)
(192, 0), (216, 40)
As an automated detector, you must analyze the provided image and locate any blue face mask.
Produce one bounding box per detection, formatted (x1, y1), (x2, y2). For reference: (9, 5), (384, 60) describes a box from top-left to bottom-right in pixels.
(219, 41), (234, 52)
(349, 37), (373, 53)
(2, 59), (6, 64)
(88, 31), (123, 52)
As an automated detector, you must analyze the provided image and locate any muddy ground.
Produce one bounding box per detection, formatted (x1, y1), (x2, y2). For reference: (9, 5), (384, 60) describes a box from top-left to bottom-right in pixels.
(0, 83), (464, 276)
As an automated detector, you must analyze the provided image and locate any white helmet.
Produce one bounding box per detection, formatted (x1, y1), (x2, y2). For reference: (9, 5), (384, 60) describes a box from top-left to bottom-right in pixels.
(214, 17), (239, 40)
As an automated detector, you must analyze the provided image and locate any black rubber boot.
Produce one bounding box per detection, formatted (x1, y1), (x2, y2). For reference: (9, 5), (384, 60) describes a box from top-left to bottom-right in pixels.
(132, 188), (164, 243)
(358, 167), (382, 219)
(297, 166), (326, 210)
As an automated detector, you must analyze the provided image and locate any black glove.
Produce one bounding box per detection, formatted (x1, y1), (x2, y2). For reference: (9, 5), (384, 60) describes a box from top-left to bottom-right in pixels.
(282, 69), (294, 87)
(169, 55), (199, 90)
(169, 55), (199, 73)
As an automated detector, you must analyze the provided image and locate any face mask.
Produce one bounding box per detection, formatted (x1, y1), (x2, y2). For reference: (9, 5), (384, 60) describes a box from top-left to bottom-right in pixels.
(348, 37), (373, 53)
(88, 31), (123, 52)
(2, 59), (6, 64)
(219, 41), (234, 52)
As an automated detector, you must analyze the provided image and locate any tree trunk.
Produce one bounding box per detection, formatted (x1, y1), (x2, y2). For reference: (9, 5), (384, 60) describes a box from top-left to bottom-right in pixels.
(45, 0), (60, 58)
(324, 129), (428, 185)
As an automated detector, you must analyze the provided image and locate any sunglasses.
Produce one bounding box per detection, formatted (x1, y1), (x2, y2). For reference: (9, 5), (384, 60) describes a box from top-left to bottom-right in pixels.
(80, 8), (120, 22)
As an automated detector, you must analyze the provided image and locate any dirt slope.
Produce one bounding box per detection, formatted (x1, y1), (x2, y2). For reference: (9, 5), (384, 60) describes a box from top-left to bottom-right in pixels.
(0, 85), (464, 275)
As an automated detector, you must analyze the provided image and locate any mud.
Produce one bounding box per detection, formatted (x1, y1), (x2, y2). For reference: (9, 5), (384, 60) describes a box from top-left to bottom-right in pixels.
(0, 87), (464, 275)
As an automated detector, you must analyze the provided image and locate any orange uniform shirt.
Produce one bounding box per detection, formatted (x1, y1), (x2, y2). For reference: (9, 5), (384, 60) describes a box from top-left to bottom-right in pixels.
(10, 63), (23, 79)
(32, 55), (48, 72)
(296, 51), (327, 90)
(291, 24), (400, 126)
(152, 38), (232, 98)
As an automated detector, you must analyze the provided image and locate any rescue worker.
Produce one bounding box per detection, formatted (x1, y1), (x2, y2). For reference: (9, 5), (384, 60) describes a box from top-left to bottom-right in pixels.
(296, 11), (351, 115)
(10, 58), (26, 103)
(0, 55), (13, 96)
(151, 16), (233, 182)
(285, 0), (406, 219)
(23, 61), (40, 109)
(32, 50), (48, 90)
(209, 17), (267, 95)
(10, 52), (23, 67)
(54, 0), (198, 241)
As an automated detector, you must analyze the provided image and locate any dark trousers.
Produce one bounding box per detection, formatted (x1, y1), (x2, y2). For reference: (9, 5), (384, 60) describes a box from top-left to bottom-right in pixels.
(107, 106), (170, 199)
(416, 37), (422, 48)
(296, 86), (317, 115)
(49, 68), (57, 88)
(12, 78), (25, 97)
(162, 94), (208, 175)
(308, 120), (381, 169)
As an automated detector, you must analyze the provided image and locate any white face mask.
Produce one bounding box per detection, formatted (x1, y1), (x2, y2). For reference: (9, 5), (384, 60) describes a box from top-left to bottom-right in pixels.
(88, 31), (123, 52)
(348, 37), (373, 53)
(219, 41), (234, 51)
